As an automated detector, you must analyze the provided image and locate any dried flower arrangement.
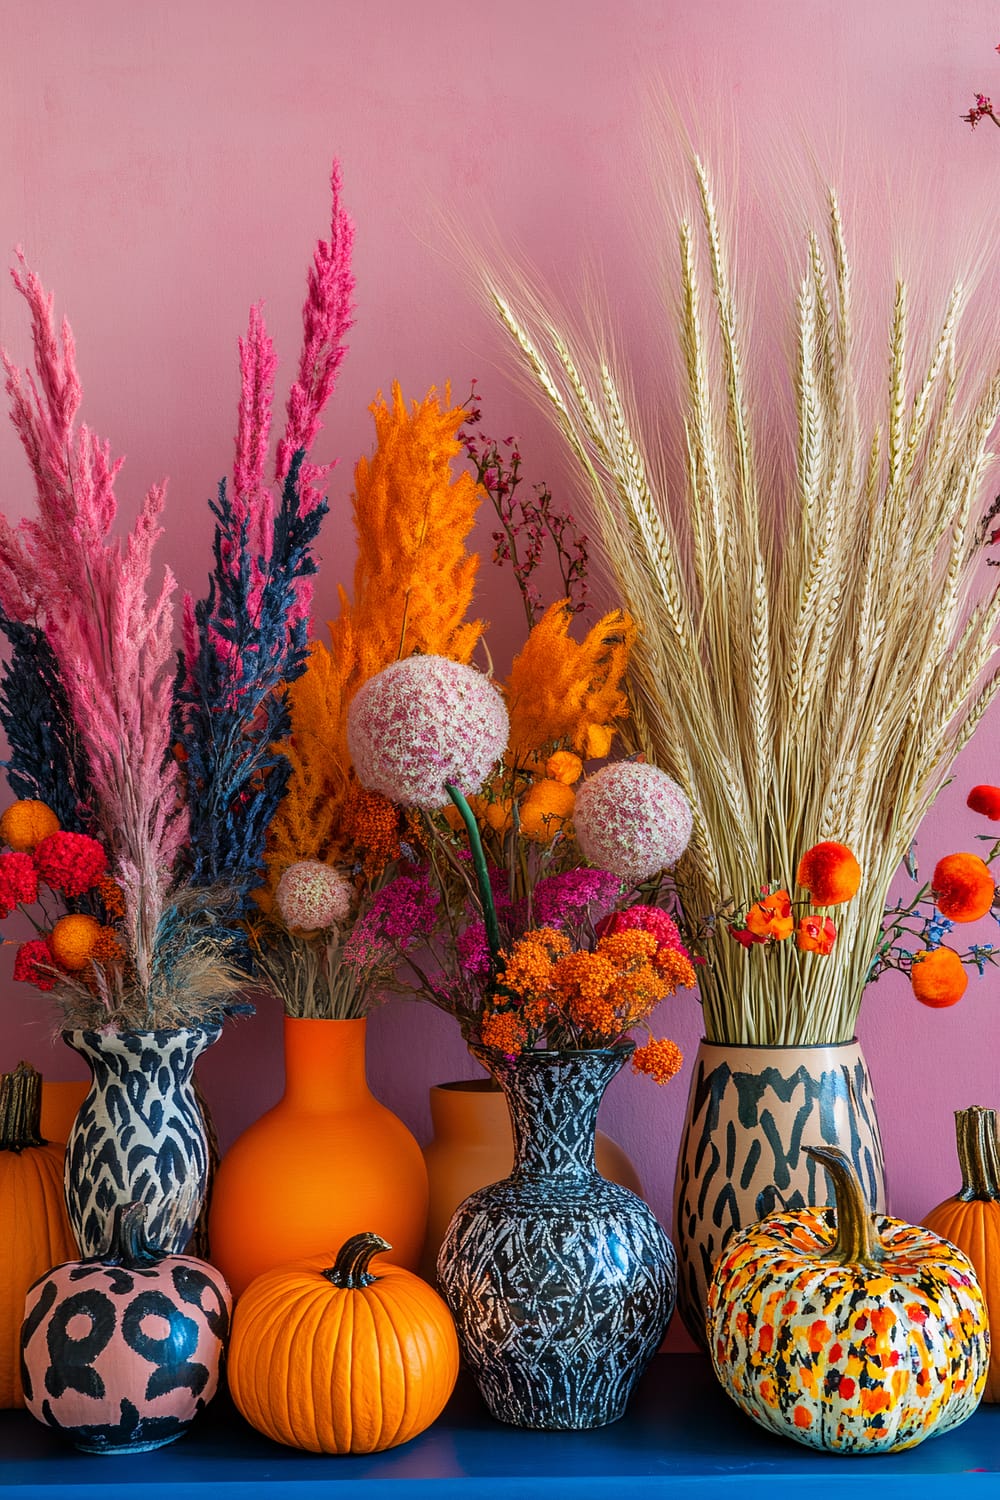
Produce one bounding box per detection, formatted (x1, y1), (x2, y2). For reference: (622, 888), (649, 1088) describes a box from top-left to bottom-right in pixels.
(343, 649), (695, 1082)
(478, 145), (1000, 1046)
(0, 164), (354, 1031)
(254, 377), (695, 1079)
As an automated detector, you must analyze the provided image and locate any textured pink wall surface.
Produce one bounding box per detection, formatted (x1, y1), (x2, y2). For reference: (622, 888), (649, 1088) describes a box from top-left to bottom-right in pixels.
(3, 0), (1000, 1349)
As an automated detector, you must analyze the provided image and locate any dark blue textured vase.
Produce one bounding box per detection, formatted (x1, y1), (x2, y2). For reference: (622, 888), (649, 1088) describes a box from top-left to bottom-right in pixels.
(436, 1045), (676, 1430)
(63, 1025), (221, 1255)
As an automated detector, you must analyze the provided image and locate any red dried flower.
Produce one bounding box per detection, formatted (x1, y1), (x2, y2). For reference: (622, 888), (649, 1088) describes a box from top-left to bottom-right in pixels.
(967, 785), (1000, 821)
(33, 830), (108, 897)
(0, 851), (38, 917)
(13, 937), (62, 991)
(795, 913), (837, 956)
(745, 890), (794, 942)
(932, 852), (995, 923)
(728, 922), (767, 949)
(595, 904), (688, 955)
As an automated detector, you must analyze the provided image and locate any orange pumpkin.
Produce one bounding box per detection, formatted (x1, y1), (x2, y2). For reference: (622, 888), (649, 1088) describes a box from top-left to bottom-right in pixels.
(0, 1061), (77, 1408)
(227, 1232), (459, 1453)
(923, 1106), (1000, 1403)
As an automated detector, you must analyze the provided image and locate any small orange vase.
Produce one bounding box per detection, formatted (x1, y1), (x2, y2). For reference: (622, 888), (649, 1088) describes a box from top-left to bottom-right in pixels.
(39, 1080), (89, 1144)
(420, 1076), (643, 1279)
(208, 1017), (428, 1298)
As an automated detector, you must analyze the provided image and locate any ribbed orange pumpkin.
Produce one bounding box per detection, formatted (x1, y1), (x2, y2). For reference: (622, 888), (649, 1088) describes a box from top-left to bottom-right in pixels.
(923, 1106), (1000, 1403)
(227, 1232), (459, 1453)
(0, 1061), (77, 1408)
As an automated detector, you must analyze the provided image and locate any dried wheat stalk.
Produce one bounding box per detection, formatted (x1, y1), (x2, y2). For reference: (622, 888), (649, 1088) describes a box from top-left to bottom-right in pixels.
(482, 159), (1000, 1044)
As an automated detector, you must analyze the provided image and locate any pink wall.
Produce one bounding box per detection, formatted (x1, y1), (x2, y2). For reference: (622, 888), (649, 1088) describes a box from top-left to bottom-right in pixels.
(2, 0), (1000, 1328)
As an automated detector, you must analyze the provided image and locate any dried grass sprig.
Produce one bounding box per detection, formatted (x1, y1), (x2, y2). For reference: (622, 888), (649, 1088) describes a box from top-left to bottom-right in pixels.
(48, 883), (251, 1032)
(250, 928), (375, 1022)
(482, 156), (1000, 1044)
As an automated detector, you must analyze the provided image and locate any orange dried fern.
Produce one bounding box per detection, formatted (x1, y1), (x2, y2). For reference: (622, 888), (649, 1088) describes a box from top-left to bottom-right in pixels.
(505, 602), (636, 763)
(338, 382), (483, 676)
(266, 384), (484, 885)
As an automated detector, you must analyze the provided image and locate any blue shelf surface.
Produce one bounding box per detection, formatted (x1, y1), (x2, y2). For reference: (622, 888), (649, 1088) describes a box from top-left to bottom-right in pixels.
(3, 1354), (1000, 1498)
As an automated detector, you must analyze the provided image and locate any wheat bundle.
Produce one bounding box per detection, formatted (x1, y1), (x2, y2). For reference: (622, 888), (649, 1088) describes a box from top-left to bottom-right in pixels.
(482, 155), (1000, 1045)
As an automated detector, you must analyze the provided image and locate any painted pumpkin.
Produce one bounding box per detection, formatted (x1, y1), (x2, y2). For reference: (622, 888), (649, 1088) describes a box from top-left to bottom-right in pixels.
(707, 1144), (989, 1453)
(923, 1106), (1000, 1403)
(20, 1201), (231, 1453)
(0, 1061), (77, 1409)
(228, 1231), (459, 1453)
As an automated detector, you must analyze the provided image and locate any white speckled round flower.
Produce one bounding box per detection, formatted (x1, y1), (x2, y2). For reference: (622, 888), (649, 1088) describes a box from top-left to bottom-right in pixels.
(276, 860), (354, 931)
(573, 762), (693, 885)
(347, 655), (510, 811)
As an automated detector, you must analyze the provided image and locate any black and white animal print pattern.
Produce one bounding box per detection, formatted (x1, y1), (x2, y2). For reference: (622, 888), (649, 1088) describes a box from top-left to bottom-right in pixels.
(63, 1025), (221, 1256)
(672, 1040), (886, 1346)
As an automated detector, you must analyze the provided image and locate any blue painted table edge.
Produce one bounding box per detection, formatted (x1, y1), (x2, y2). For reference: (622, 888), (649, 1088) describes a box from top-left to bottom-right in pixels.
(3, 1353), (1000, 1497)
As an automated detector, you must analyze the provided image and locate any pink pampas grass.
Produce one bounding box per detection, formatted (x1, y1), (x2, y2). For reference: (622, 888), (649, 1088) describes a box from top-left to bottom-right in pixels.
(1, 253), (186, 994)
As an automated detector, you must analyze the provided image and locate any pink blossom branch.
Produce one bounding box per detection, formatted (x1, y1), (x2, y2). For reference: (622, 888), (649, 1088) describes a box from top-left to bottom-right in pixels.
(963, 47), (1000, 129)
(186, 158), (355, 684)
(274, 158), (356, 512)
(233, 301), (278, 557)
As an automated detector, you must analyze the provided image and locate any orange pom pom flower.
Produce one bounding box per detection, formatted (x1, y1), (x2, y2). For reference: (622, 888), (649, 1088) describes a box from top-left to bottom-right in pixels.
(967, 785), (1000, 820)
(0, 799), (59, 852)
(50, 913), (103, 971)
(932, 852), (995, 923)
(795, 842), (861, 905)
(631, 1037), (684, 1085)
(910, 946), (969, 1008)
(518, 779), (575, 841)
(545, 751), (583, 786)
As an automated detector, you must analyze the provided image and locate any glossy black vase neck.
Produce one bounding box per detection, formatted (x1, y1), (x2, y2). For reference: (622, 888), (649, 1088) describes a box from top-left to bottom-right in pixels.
(471, 1045), (631, 1179)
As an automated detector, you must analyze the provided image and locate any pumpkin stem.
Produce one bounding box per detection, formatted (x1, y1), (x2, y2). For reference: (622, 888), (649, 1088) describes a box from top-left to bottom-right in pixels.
(955, 1106), (1000, 1201)
(323, 1232), (391, 1288)
(91, 1201), (168, 1269)
(805, 1145), (884, 1268)
(0, 1060), (47, 1153)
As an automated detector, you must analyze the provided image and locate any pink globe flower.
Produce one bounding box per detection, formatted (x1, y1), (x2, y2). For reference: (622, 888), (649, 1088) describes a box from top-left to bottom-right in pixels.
(275, 860), (353, 932)
(347, 655), (510, 811)
(573, 762), (693, 885)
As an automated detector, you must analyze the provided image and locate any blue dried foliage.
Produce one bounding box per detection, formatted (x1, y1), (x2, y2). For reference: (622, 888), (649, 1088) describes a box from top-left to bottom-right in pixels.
(173, 453), (326, 958)
(0, 609), (95, 832)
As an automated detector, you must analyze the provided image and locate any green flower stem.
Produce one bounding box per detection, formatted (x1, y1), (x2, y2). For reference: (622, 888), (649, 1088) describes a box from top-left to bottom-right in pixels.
(446, 782), (502, 978)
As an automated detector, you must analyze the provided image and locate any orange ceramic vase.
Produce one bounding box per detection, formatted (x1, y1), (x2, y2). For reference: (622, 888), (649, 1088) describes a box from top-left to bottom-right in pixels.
(39, 1079), (89, 1144)
(208, 1017), (428, 1298)
(420, 1076), (643, 1279)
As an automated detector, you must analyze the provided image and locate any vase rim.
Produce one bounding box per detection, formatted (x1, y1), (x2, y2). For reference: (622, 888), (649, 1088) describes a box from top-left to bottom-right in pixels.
(434, 1077), (501, 1094)
(61, 1022), (223, 1043)
(696, 1036), (858, 1052)
(471, 1041), (636, 1065)
(281, 1014), (367, 1027)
